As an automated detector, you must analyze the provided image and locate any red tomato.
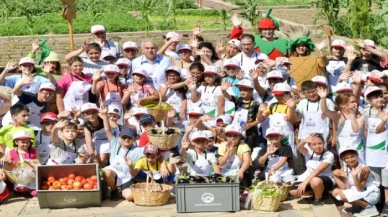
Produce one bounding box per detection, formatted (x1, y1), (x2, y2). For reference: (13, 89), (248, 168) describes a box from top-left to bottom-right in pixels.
(75, 176), (83, 182)
(61, 185), (69, 190)
(68, 174), (76, 180)
(83, 183), (93, 190)
(80, 179), (87, 186)
(41, 185), (48, 190)
(48, 186), (55, 190)
(73, 181), (82, 190)
(67, 179), (75, 185)
(48, 176), (56, 182)
(67, 184), (74, 190)
(90, 175), (98, 182)
(52, 181), (61, 190)
(42, 181), (50, 186)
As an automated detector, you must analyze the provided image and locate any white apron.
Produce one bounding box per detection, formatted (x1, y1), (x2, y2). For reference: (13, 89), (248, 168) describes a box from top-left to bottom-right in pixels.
(201, 86), (218, 117)
(46, 142), (78, 165)
(269, 112), (296, 157)
(63, 79), (91, 111)
(365, 118), (388, 168)
(265, 154), (294, 183)
(221, 155), (242, 176)
(142, 62), (165, 90)
(103, 147), (132, 186)
(93, 128), (111, 154)
(36, 132), (52, 164)
(297, 152), (328, 182)
(337, 120), (365, 163)
(165, 89), (183, 114)
(326, 60), (345, 95)
(190, 152), (211, 176)
(102, 82), (124, 125)
(298, 102), (328, 141)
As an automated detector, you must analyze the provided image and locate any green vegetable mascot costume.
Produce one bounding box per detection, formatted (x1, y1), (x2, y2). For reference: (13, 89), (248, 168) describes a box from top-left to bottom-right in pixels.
(229, 8), (288, 60)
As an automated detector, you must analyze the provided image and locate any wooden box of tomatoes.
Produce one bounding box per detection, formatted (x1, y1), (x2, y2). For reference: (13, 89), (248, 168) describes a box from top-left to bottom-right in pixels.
(36, 163), (101, 209)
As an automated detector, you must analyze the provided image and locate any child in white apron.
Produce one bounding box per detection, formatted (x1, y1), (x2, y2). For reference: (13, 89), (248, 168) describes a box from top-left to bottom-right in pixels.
(107, 104), (121, 137)
(36, 112), (58, 164)
(81, 103), (110, 166)
(100, 106), (144, 201)
(127, 69), (158, 109)
(191, 66), (222, 117)
(203, 130), (218, 154)
(128, 144), (179, 184)
(185, 63), (204, 115)
(318, 88), (365, 166)
(180, 131), (220, 177)
(332, 146), (380, 216)
(259, 83), (298, 157)
(258, 127), (294, 183)
(290, 134), (335, 206)
(47, 121), (87, 165)
(221, 79), (261, 150)
(2, 130), (39, 197)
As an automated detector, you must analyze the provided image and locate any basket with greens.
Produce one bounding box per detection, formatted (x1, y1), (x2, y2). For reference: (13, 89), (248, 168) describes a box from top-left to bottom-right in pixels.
(147, 126), (181, 150)
(250, 179), (283, 212)
(138, 92), (171, 122)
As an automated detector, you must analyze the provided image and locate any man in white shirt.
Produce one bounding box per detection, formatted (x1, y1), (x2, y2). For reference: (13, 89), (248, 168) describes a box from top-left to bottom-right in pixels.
(131, 39), (173, 90)
(232, 34), (268, 77)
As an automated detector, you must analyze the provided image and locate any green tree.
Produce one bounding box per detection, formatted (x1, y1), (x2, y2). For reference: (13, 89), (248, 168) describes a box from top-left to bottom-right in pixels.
(350, 0), (372, 38)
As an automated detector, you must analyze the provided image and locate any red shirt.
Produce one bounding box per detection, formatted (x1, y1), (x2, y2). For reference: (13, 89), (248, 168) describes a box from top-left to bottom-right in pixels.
(139, 131), (149, 147)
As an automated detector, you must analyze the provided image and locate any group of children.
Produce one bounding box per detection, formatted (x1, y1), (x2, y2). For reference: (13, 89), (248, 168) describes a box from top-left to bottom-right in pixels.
(0, 18), (386, 216)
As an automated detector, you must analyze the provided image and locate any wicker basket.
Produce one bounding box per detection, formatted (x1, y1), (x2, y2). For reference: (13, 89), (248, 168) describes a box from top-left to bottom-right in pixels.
(131, 172), (173, 206)
(251, 180), (282, 212)
(147, 127), (181, 150)
(139, 92), (171, 122)
(3, 160), (39, 185)
(278, 182), (291, 201)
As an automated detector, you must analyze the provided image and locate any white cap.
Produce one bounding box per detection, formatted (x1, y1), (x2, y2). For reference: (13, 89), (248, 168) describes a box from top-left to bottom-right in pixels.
(312, 75), (328, 86)
(132, 68), (147, 77)
(265, 127), (284, 138)
(104, 64), (119, 73)
(228, 39), (241, 49)
(203, 66), (218, 75)
(224, 124), (242, 135)
(275, 57), (291, 65)
(271, 82), (291, 95)
(101, 52), (117, 60)
(266, 70), (283, 80)
(91, 25), (105, 34)
(123, 41), (138, 50)
(364, 39), (376, 48)
(116, 58), (131, 67)
(190, 131), (208, 141)
(176, 44), (191, 52)
(108, 104), (122, 116)
(335, 82), (352, 93)
(81, 103), (99, 113)
(39, 83), (56, 92)
(367, 75), (383, 84)
(216, 115), (232, 125)
(339, 146), (358, 158)
(13, 130), (32, 140)
(223, 59), (240, 68)
(132, 107), (148, 116)
(187, 107), (204, 116)
(19, 57), (35, 65)
(166, 31), (179, 39)
(331, 39), (346, 48)
(236, 79), (253, 89)
(364, 86), (382, 98)
(165, 66), (181, 75)
(203, 130), (214, 138)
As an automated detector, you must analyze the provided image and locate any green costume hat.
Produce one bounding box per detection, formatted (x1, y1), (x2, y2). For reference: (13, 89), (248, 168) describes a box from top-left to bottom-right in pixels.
(37, 39), (52, 65)
(288, 36), (315, 52)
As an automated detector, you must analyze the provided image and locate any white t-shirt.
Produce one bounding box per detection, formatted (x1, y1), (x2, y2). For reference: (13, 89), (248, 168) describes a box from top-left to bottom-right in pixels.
(232, 51), (269, 76)
(82, 58), (109, 77)
(298, 149), (334, 183)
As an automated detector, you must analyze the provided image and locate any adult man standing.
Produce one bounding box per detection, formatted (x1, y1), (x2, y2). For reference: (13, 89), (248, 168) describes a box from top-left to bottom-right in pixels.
(132, 39), (173, 90)
(232, 34), (268, 77)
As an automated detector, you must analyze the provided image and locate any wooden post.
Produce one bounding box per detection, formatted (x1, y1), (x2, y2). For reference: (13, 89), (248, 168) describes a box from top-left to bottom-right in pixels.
(68, 19), (75, 51)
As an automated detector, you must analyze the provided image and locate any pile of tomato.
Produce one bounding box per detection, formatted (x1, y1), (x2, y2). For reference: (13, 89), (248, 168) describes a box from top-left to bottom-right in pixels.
(41, 174), (98, 190)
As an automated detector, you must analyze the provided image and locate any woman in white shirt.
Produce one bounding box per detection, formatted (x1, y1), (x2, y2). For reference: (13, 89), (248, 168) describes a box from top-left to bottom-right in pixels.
(289, 133), (335, 206)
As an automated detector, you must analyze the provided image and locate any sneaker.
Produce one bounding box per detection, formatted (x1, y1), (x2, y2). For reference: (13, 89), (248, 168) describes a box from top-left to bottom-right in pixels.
(312, 198), (324, 206)
(343, 206), (363, 214)
(382, 203), (388, 216)
(354, 205), (379, 217)
(29, 190), (37, 197)
(240, 190), (249, 202)
(110, 189), (122, 201)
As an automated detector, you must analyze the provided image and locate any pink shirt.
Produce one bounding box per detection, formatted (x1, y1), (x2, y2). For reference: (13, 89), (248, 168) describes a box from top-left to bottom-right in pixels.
(10, 148), (37, 163)
(57, 73), (92, 95)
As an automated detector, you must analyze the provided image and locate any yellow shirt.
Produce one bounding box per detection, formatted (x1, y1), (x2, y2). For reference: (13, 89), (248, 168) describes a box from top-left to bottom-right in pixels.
(0, 125), (36, 149)
(135, 157), (163, 171)
(264, 102), (291, 116)
(218, 142), (251, 158)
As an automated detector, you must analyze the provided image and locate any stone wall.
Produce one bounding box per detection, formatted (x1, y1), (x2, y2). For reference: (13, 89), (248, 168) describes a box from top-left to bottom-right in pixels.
(0, 29), (236, 66)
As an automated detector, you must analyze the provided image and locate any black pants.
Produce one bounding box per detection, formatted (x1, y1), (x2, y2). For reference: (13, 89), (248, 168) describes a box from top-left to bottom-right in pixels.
(245, 127), (259, 150)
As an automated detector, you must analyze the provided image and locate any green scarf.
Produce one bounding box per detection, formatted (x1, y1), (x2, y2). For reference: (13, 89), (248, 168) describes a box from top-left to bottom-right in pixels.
(37, 39), (51, 65)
